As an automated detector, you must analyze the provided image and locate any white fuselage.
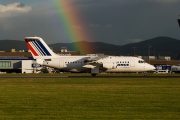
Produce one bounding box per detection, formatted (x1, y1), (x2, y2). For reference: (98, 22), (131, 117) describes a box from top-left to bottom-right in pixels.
(41, 56), (155, 73)
(24, 37), (155, 75)
(43, 56), (89, 72)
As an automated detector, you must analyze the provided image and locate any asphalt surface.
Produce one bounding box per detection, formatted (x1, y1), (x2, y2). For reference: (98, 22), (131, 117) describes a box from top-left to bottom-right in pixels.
(0, 76), (179, 78)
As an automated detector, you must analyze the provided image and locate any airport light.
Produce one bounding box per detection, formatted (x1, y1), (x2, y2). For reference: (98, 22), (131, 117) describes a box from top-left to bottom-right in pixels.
(148, 45), (152, 63)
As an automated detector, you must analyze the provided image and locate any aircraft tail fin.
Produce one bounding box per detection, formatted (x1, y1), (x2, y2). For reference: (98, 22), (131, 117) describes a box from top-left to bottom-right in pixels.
(24, 37), (58, 59)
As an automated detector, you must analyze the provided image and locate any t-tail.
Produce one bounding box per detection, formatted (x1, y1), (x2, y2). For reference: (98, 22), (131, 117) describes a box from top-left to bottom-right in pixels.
(24, 37), (58, 59)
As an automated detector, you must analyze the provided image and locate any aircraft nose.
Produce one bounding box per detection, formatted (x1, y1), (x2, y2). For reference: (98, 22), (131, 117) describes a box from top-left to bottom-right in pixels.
(146, 64), (156, 71)
(151, 65), (156, 70)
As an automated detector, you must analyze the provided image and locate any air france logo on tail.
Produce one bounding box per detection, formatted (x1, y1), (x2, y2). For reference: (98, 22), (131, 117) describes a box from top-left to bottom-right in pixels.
(25, 39), (51, 56)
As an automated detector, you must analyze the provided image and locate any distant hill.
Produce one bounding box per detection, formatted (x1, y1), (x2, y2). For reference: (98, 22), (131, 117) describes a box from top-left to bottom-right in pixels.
(49, 41), (121, 55)
(0, 36), (180, 59)
(121, 37), (180, 59)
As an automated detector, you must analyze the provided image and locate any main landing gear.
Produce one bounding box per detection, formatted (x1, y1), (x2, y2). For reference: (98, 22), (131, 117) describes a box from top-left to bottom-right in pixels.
(143, 72), (147, 76)
(91, 73), (97, 77)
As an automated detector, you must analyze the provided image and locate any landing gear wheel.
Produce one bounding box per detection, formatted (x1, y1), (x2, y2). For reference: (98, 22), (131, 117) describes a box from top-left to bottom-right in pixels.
(91, 73), (97, 77)
(143, 72), (147, 76)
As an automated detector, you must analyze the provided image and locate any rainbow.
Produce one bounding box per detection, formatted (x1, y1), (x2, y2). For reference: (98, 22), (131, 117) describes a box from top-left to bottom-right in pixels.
(52, 0), (94, 54)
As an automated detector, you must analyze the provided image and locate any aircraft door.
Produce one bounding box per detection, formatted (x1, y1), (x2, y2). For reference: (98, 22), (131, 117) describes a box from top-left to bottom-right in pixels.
(130, 60), (135, 67)
(142, 62), (145, 70)
(59, 60), (65, 68)
(103, 62), (116, 69)
(112, 62), (116, 69)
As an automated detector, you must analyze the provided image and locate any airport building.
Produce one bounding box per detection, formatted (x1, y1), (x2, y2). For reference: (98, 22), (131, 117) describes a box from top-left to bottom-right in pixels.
(0, 50), (33, 73)
(0, 56), (36, 73)
(0, 58), (35, 73)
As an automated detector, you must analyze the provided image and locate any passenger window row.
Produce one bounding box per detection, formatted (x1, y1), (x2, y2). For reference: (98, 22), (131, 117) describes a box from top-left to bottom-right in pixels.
(117, 64), (129, 66)
(65, 61), (84, 64)
(116, 61), (130, 64)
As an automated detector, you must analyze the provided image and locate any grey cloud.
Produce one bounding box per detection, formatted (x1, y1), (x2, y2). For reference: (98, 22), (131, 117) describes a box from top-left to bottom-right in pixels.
(89, 23), (100, 28)
(16, 3), (25, 8)
(153, 0), (179, 4)
(0, 3), (32, 18)
(105, 24), (113, 28)
(1, 0), (180, 45)
(74, 0), (180, 44)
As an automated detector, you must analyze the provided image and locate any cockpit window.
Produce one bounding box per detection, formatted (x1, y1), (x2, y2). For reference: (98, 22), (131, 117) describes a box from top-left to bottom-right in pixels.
(138, 60), (145, 63)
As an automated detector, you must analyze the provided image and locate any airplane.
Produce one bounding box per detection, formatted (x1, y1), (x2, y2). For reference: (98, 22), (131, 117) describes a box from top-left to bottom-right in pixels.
(24, 37), (155, 76)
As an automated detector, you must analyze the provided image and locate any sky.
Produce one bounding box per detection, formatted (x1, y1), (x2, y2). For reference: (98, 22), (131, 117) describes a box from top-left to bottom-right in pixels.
(1, 0), (180, 45)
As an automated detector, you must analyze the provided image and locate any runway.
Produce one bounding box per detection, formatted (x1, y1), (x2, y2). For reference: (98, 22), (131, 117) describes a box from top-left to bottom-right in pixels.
(0, 75), (179, 78)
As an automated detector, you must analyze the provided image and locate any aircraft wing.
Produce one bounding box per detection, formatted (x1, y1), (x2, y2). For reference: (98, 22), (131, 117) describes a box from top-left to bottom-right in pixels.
(83, 55), (108, 68)
(85, 55), (108, 63)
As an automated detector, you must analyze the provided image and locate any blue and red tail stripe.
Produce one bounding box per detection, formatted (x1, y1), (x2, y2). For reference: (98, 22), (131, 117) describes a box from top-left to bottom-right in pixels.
(25, 41), (38, 56)
(36, 40), (51, 56)
(25, 39), (51, 56)
(31, 41), (45, 56)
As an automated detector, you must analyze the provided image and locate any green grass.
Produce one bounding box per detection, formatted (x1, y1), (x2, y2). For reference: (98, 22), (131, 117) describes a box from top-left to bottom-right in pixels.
(0, 78), (179, 119)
